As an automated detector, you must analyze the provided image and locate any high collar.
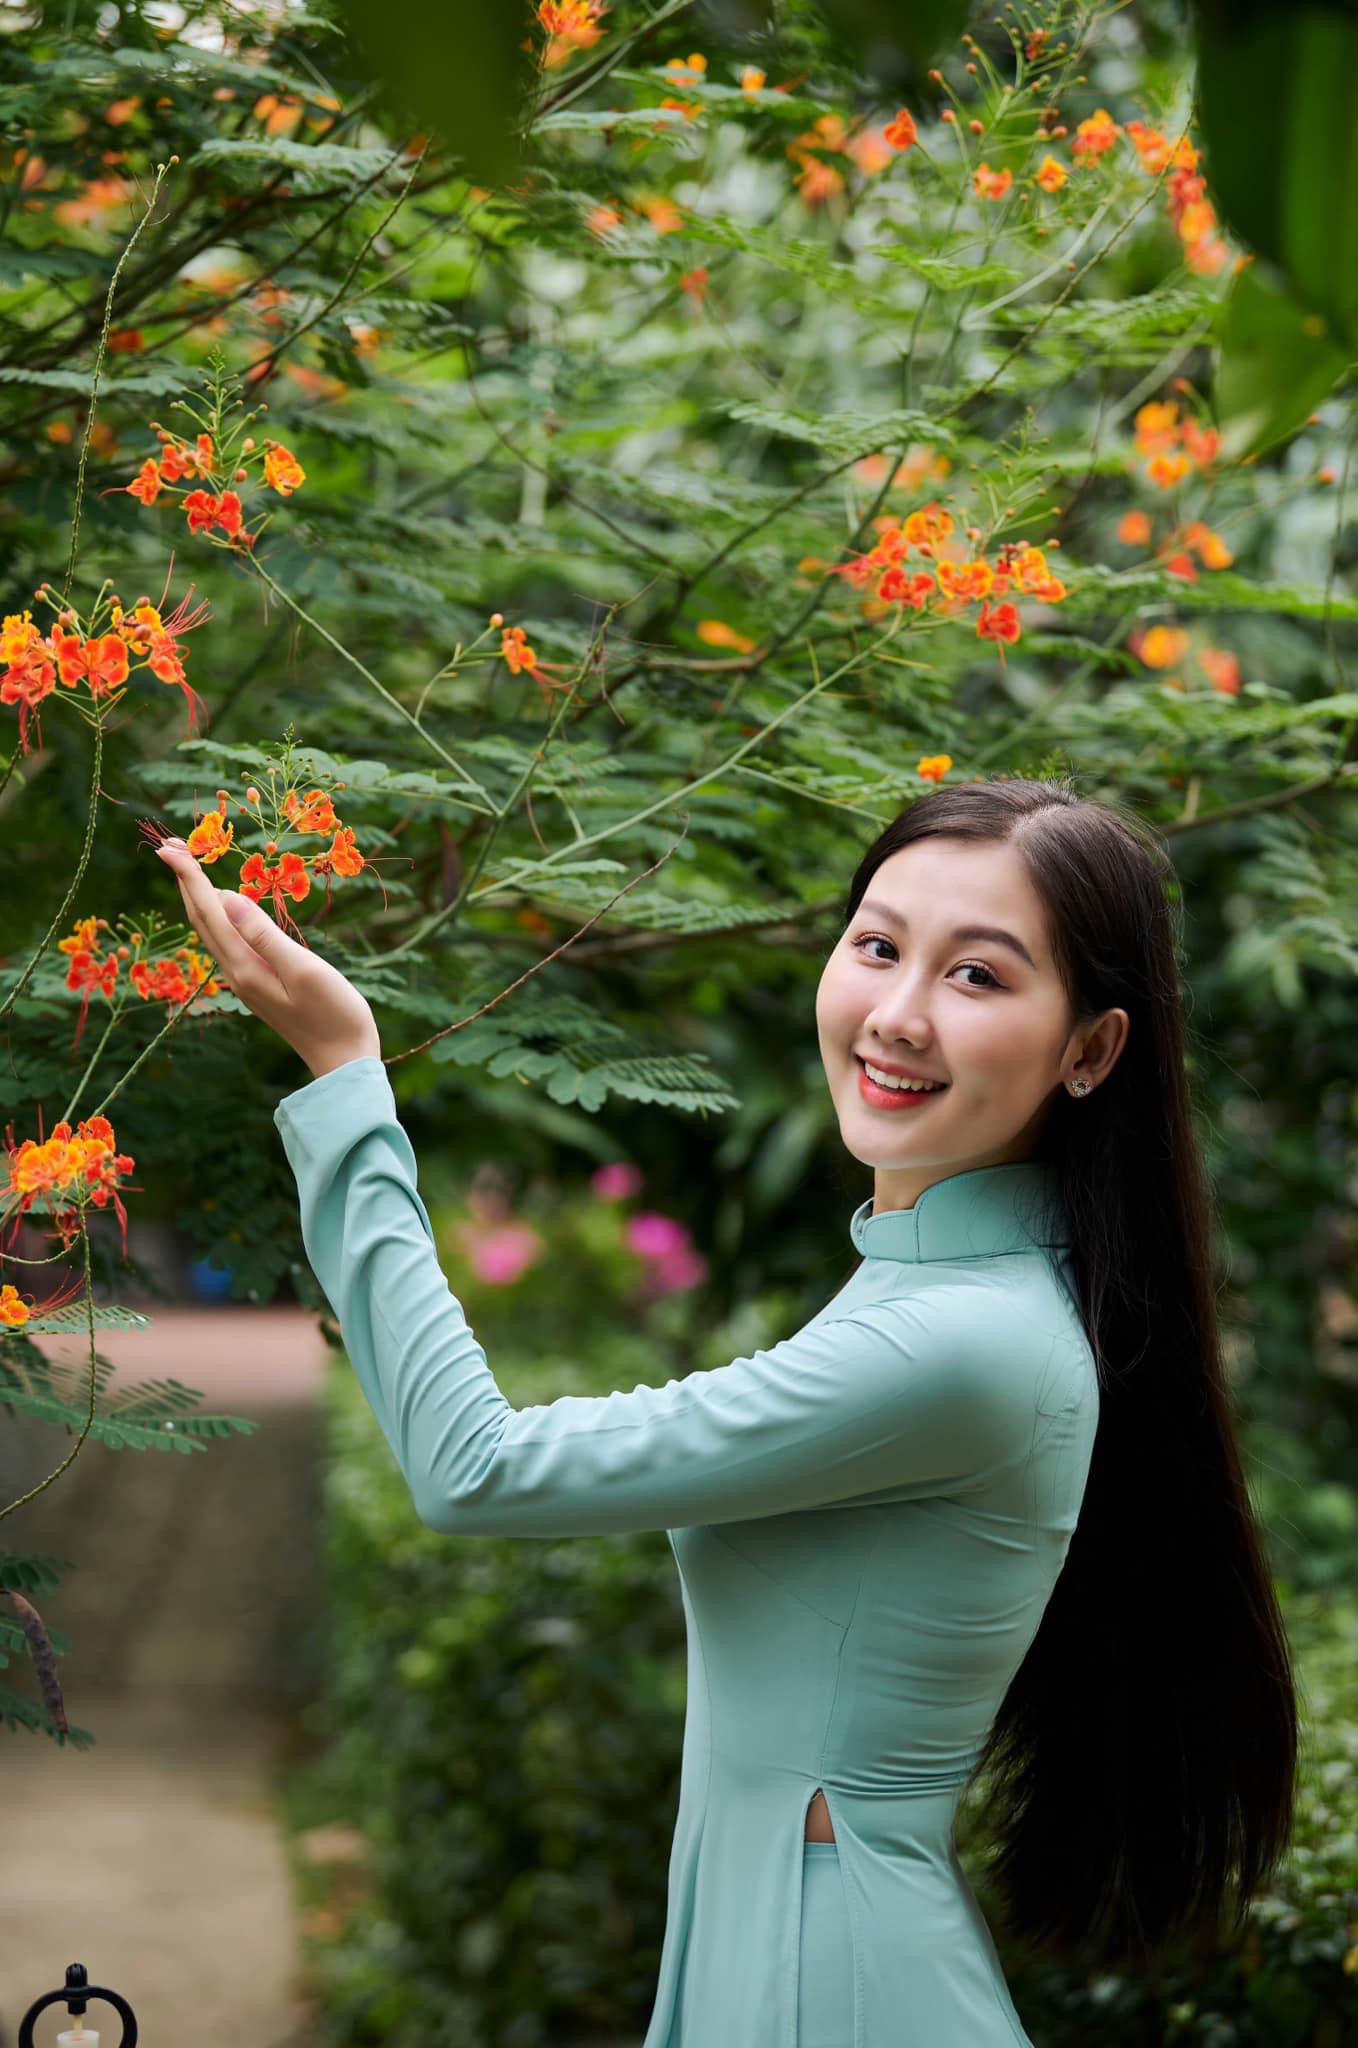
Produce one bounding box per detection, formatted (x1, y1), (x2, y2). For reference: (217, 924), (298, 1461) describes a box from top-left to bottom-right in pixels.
(849, 1159), (1068, 1263)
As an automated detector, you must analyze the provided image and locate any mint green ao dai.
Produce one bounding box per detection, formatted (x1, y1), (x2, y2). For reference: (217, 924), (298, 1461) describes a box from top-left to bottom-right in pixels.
(274, 1056), (1100, 2047)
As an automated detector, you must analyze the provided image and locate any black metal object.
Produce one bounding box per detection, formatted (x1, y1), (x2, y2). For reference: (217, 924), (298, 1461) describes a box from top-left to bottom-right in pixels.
(18, 1963), (137, 2045)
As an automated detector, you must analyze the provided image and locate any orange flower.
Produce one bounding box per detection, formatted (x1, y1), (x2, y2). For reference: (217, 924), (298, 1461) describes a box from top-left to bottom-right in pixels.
(182, 488), (250, 543)
(1137, 625), (1190, 670)
(883, 108), (918, 151)
(0, 1282), (32, 1330)
(659, 96), (703, 123)
(284, 787), (341, 834)
(1034, 154), (1068, 193)
(1163, 552), (1198, 582)
(253, 92), (305, 137)
(795, 157), (845, 205)
(52, 627), (129, 698)
(1125, 120), (1171, 175)
(5, 1111), (137, 1256)
(903, 503), (954, 550)
(538, 0), (607, 66)
(313, 825), (365, 879)
(973, 162), (1013, 200)
(1180, 418), (1220, 468)
(845, 125), (895, 177)
(878, 567), (934, 609)
(186, 807), (235, 864)
(740, 66), (766, 94)
(1134, 401), (1180, 456)
(697, 619), (757, 653)
(937, 558), (994, 603)
(1072, 108), (1120, 160)
(126, 457), (163, 505)
(977, 601), (1021, 644)
(1198, 646), (1241, 696)
(665, 52), (707, 86)
(263, 441), (306, 495)
(636, 194), (683, 233)
(586, 204), (623, 237)
(678, 267), (708, 299)
(1146, 451), (1192, 489)
(502, 626), (539, 674)
(917, 754), (952, 783)
(1181, 520), (1234, 570)
(238, 850), (313, 937)
(1117, 509), (1152, 545)
(107, 327), (144, 353)
(52, 174), (134, 229)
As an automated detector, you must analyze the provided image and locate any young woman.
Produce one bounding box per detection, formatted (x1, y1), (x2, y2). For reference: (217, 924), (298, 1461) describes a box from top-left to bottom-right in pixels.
(157, 773), (1299, 2047)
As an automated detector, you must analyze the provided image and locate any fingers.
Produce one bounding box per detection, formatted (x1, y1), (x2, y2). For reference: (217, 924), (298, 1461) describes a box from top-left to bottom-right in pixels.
(155, 841), (287, 998)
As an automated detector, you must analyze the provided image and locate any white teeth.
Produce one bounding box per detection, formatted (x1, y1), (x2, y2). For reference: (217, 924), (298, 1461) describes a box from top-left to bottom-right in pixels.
(862, 1061), (945, 1092)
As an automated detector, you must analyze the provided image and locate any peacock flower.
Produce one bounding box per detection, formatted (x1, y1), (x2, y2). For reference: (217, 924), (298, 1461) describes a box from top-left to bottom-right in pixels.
(973, 162), (1013, 200)
(1035, 154), (1068, 192)
(263, 441), (305, 495)
(1072, 108), (1120, 160)
(1136, 625), (1190, 670)
(917, 755), (952, 783)
(2, 1111), (137, 1258)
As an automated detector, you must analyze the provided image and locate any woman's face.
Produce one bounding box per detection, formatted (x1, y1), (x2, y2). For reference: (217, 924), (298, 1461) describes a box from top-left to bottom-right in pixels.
(815, 836), (1119, 1214)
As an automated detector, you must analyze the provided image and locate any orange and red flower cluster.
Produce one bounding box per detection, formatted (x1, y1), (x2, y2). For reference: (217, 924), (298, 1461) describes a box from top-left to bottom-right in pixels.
(834, 504), (1068, 651)
(1038, 110), (1230, 274)
(123, 426), (306, 551)
(164, 783), (366, 939)
(1130, 624), (1241, 697)
(788, 105), (917, 205)
(1, 583), (211, 755)
(56, 913), (222, 1053)
(1, 1111), (137, 1257)
(1130, 398), (1220, 490)
(537, 0), (608, 67)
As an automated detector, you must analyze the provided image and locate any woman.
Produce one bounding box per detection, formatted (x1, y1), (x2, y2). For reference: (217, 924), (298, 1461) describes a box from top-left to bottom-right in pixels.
(157, 774), (1299, 2047)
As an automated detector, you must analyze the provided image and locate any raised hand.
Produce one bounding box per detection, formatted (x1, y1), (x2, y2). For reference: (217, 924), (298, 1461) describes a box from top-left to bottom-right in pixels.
(154, 838), (382, 1081)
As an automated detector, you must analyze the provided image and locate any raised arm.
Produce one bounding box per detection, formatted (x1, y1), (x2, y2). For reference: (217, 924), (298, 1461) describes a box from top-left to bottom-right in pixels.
(274, 1057), (1048, 1538)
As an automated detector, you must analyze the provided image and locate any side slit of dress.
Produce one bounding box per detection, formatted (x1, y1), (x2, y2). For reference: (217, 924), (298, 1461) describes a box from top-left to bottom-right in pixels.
(798, 1782), (854, 2048)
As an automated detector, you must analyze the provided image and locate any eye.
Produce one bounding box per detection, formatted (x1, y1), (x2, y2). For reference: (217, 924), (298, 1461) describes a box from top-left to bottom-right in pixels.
(850, 935), (1003, 990)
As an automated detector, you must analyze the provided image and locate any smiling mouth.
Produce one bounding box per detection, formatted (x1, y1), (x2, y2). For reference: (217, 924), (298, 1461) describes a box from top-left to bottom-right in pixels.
(855, 1056), (950, 1097)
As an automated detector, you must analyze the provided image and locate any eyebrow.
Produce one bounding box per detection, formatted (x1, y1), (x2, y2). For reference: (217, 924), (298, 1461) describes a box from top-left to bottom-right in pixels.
(854, 898), (1039, 972)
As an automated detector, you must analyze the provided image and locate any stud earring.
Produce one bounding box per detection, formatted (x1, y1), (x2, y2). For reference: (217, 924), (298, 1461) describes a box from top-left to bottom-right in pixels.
(1070, 1076), (1092, 1096)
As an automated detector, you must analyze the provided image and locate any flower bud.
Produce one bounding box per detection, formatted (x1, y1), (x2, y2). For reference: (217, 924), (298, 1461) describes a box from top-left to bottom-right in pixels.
(969, 119), (983, 133)
(490, 611), (504, 628)
(245, 785), (261, 804)
(234, 467), (248, 482)
(243, 437), (256, 452)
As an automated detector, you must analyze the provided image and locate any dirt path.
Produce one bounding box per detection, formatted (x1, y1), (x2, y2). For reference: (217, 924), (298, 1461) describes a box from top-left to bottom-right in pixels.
(0, 1307), (331, 2047)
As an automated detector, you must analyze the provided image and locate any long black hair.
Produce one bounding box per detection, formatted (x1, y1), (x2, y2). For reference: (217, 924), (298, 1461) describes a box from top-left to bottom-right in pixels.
(843, 774), (1299, 1972)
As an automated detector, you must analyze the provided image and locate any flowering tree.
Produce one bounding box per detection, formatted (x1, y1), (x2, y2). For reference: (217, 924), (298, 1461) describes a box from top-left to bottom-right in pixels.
(1, 0), (1356, 1757)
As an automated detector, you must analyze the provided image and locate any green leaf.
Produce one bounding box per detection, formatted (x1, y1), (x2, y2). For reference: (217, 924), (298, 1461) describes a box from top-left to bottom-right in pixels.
(1198, 2), (1358, 345)
(811, 0), (970, 69)
(1214, 261), (1353, 460)
(327, 0), (533, 185)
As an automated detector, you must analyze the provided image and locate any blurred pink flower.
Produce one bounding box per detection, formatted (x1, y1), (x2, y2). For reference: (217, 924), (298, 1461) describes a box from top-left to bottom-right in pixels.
(592, 1161), (644, 1200)
(627, 1211), (691, 1259)
(640, 1244), (710, 1299)
(457, 1220), (545, 1285)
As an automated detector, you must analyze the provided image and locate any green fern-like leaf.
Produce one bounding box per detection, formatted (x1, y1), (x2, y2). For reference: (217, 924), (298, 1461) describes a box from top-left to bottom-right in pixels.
(0, 1337), (257, 1453)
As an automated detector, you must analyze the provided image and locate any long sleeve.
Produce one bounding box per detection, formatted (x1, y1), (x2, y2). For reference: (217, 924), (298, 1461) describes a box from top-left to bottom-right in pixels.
(273, 1057), (1047, 1539)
